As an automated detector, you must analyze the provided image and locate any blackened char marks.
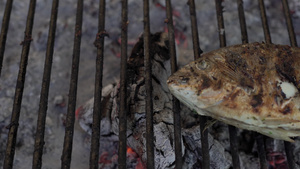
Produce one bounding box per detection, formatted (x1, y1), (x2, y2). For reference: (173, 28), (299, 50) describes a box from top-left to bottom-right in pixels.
(259, 56), (267, 65)
(275, 45), (299, 91)
(197, 75), (212, 93)
(224, 51), (248, 72)
(201, 75), (212, 89)
(240, 77), (254, 89)
(280, 106), (291, 115)
(275, 64), (299, 91)
(225, 50), (255, 89)
(250, 94), (263, 109)
(190, 66), (199, 77)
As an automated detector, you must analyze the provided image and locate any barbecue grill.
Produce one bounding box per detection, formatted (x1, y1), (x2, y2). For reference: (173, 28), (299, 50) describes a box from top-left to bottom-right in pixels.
(0, 0), (299, 168)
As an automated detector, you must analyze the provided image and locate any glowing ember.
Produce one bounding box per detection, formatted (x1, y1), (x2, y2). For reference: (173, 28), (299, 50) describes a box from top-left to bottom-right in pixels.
(267, 151), (288, 169)
(127, 147), (144, 169)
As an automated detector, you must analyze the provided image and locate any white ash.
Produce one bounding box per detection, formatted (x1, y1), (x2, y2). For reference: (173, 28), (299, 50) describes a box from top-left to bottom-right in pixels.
(182, 125), (232, 169)
(53, 95), (64, 105)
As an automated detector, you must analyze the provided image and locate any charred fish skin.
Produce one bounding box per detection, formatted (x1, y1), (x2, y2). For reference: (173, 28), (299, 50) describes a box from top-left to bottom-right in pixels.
(167, 42), (300, 142)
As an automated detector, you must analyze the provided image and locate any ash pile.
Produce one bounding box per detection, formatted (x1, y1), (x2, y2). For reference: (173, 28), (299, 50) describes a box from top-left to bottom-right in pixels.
(0, 0), (300, 169)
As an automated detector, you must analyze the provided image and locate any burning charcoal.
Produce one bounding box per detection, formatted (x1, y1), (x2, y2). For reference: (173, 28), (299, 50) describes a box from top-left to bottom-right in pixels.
(78, 32), (234, 168)
(182, 126), (232, 169)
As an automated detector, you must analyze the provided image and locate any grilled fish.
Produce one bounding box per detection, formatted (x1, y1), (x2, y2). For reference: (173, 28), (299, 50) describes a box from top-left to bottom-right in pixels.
(167, 42), (300, 142)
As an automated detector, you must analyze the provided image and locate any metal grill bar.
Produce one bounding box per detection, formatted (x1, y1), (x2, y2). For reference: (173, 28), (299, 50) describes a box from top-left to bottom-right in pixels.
(89, 0), (106, 168)
(187, 0), (210, 168)
(256, 1), (273, 168)
(165, 0), (183, 168)
(255, 134), (268, 169)
(215, 0), (241, 168)
(3, 0), (37, 168)
(281, 1), (297, 168)
(284, 142), (295, 169)
(228, 126), (241, 169)
(258, 0), (272, 44)
(188, 0), (202, 60)
(143, 0), (155, 168)
(32, 0), (59, 168)
(236, 0), (248, 44)
(0, 0), (13, 76)
(61, 0), (83, 168)
(118, 0), (128, 168)
(215, 0), (226, 47)
(282, 0), (298, 47)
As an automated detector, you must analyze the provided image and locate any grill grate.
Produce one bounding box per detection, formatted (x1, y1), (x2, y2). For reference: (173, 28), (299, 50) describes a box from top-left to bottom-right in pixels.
(0, 0), (299, 168)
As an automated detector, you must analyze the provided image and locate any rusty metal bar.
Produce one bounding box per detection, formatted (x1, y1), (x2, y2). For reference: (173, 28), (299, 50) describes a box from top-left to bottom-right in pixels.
(258, 0), (271, 44)
(281, 1), (297, 169)
(188, 0), (202, 60)
(236, 0), (248, 43)
(228, 126), (241, 169)
(281, 0), (298, 47)
(118, 0), (128, 168)
(89, 0), (106, 169)
(143, 0), (155, 168)
(165, 0), (182, 168)
(236, 0), (247, 42)
(215, 0), (226, 47)
(284, 142), (295, 169)
(0, 0), (13, 76)
(256, 1), (272, 169)
(199, 116), (210, 169)
(32, 0), (59, 169)
(255, 134), (268, 169)
(3, 0), (37, 168)
(61, 0), (83, 168)
(215, 0), (241, 169)
(187, 0), (210, 169)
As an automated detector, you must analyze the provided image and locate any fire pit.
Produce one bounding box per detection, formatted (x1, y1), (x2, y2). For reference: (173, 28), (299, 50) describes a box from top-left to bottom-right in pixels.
(0, 0), (299, 168)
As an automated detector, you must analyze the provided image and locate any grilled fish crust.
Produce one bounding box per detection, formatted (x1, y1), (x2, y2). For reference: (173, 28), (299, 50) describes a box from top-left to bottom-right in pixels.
(167, 42), (300, 142)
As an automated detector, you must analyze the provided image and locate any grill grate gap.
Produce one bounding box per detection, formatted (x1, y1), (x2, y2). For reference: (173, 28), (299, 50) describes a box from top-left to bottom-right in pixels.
(61, 0), (83, 168)
(0, 0), (13, 76)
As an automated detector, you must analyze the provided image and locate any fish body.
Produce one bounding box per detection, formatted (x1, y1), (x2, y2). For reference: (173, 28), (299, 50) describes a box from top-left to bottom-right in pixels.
(167, 42), (300, 142)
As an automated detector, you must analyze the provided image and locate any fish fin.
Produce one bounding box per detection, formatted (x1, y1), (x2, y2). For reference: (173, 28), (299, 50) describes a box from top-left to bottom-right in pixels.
(210, 58), (255, 89)
(209, 58), (241, 82)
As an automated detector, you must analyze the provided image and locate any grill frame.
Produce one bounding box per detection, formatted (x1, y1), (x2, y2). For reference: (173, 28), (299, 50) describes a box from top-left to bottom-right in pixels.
(0, 0), (298, 168)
